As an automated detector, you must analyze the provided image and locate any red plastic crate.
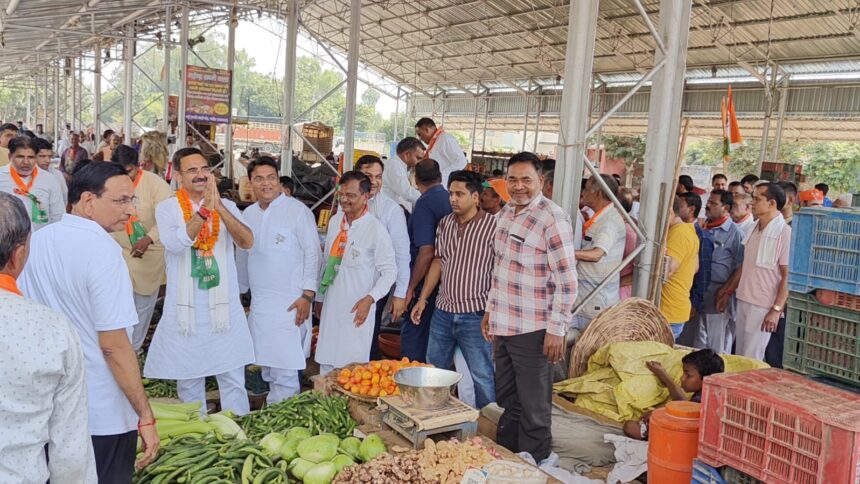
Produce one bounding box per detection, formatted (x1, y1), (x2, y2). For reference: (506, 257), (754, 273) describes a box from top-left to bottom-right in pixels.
(816, 289), (860, 312)
(698, 369), (860, 484)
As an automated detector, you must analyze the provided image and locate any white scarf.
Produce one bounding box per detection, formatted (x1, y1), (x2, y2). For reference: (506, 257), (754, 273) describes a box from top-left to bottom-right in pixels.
(743, 214), (787, 270)
(175, 200), (231, 336)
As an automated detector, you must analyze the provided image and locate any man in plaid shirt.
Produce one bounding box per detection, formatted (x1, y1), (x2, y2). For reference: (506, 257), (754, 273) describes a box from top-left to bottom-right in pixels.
(481, 152), (578, 462)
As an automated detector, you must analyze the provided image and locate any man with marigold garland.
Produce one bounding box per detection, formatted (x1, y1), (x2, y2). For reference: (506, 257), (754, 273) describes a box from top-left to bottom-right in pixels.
(145, 147), (256, 415)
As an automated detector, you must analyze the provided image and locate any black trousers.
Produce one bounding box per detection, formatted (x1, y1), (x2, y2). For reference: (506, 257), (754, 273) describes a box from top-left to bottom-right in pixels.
(494, 330), (553, 462)
(765, 312), (786, 368)
(92, 430), (137, 484)
(400, 286), (438, 363)
(370, 293), (390, 360)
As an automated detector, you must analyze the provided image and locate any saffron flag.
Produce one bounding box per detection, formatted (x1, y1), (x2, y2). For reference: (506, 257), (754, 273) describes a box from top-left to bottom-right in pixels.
(721, 85), (743, 161)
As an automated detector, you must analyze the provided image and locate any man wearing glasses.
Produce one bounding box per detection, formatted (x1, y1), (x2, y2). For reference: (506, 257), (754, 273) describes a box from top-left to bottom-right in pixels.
(145, 148), (256, 416)
(109, 144), (173, 351)
(20, 162), (160, 482)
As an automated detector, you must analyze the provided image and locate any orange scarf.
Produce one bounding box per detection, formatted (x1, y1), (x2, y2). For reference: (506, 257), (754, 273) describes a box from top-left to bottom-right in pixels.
(582, 205), (609, 235)
(423, 128), (445, 159)
(0, 274), (22, 296)
(125, 170), (145, 240)
(703, 215), (729, 230)
(319, 207), (367, 295)
(10, 165), (38, 196)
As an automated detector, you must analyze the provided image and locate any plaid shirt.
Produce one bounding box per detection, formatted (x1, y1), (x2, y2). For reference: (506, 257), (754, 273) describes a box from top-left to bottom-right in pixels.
(691, 222), (714, 312)
(486, 194), (578, 337)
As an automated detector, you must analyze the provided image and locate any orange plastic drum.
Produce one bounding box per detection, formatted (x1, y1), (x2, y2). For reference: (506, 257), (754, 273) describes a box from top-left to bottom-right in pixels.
(647, 401), (701, 483)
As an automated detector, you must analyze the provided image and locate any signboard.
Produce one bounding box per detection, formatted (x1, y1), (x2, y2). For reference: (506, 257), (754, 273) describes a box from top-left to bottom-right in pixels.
(184, 66), (232, 124)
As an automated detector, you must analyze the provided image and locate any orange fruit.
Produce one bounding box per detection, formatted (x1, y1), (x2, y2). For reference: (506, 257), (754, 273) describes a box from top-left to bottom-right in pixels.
(401, 357), (410, 364)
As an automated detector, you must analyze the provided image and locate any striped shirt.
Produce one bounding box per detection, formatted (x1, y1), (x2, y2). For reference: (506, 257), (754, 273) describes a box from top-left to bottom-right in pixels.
(435, 210), (497, 313)
(486, 194), (578, 337)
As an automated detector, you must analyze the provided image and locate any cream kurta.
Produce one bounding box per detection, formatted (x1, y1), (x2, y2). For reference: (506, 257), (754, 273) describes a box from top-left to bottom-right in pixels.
(315, 212), (397, 369)
(144, 196), (255, 380)
(110, 170), (173, 295)
(0, 165), (65, 231)
(239, 194), (320, 370)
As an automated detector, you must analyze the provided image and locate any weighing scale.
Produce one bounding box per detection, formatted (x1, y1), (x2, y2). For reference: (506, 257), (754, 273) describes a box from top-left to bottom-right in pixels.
(377, 395), (479, 449)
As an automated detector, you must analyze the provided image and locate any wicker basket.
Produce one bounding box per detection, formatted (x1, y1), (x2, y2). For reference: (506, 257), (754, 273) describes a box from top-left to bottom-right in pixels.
(569, 297), (675, 378)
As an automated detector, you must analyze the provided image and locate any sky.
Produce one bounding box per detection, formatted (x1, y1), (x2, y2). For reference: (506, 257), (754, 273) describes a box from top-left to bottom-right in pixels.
(228, 17), (399, 117)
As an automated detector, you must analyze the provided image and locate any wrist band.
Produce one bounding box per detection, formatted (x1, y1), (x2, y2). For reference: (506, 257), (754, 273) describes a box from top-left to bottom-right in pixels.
(137, 418), (157, 432)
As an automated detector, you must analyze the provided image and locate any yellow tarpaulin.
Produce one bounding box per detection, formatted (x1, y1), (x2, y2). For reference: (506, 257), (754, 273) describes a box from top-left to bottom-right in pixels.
(554, 341), (769, 422)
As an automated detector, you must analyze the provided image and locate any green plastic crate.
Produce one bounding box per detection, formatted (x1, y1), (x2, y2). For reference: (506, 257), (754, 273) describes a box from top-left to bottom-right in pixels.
(784, 292), (860, 386)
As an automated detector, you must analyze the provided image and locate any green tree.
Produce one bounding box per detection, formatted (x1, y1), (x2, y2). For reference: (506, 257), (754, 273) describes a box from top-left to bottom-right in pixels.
(603, 135), (646, 186)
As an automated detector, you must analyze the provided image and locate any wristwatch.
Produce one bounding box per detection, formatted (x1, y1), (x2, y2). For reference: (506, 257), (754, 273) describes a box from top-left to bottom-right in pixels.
(301, 292), (315, 303)
(772, 304), (782, 312)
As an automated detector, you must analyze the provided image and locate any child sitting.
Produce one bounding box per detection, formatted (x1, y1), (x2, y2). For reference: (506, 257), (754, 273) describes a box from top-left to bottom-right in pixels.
(622, 348), (725, 440)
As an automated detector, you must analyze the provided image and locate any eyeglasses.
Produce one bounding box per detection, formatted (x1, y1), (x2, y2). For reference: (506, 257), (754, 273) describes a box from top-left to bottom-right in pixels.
(182, 166), (212, 176)
(105, 196), (138, 208)
(251, 174), (279, 183)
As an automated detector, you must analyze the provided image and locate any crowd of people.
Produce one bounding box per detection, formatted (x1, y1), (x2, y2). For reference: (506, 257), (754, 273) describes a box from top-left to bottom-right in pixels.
(0, 115), (850, 483)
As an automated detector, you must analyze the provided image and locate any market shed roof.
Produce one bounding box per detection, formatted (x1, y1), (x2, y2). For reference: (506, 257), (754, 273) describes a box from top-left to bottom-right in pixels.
(1, 0), (859, 93)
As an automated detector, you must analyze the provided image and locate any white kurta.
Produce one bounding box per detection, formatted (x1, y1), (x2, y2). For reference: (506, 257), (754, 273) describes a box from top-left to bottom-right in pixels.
(368, 192), (411, 298)
(238, 194), (320, 370)
(144, 197), (255, 380)
(426, 132), (467, 188)
(315, 212), (397, 368)
(382, 156), (420, 213)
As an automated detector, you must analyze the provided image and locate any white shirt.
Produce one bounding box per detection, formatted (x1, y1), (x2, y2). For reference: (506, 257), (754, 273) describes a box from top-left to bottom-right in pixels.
(425, 131), (467, 188)
(144, 197), (255, 379)
(0, 165), (65, 230)
(0, 290), (97, 484)
(238, 194), (320, 370)
(737, 215), (756, 239)
(20, 214), (139, 436)
(315, 212), (396, 368)
(368, 192), (411, 298)
(46, 166), (68, 204)
(575, 207), (627, 321)
(382, 156), (420, 212)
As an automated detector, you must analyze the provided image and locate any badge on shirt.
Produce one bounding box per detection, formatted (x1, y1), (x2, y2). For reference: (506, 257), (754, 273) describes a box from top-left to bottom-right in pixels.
(275, 233), (286, 245)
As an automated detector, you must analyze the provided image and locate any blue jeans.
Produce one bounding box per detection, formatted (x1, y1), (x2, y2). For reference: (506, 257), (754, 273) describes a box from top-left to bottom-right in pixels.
(426, 309), (496, 409)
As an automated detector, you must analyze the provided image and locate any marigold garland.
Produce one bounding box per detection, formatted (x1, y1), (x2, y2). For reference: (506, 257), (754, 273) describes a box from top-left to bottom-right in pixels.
(177, 188), (220, 253)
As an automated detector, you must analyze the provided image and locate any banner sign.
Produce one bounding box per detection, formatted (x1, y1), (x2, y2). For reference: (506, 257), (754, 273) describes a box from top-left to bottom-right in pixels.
(185, 66), (232, 124)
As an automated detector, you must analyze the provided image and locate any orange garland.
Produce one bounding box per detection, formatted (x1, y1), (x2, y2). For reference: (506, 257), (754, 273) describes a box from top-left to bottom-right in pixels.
(176, 188), (220, 253)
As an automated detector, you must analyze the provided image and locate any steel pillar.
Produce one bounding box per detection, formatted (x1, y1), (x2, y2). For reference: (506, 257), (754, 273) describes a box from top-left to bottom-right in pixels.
(176, 4), (190, 145)
(633, 0), (693, 300)
(123, 24), (135, 140)
(25, 89), (31, 128)
(393, 86), (400, 142)
(469, 94), (479, 159)
(342, 0), (361, 171)
(224, 7), (237, 179)
(553, 0), (599, 217)
(162, 6), (171, 136)
(481, 91), (490, 151)
(53, 66), (60, 142)
(43, 68), (49, 130)
(280, 0), (299, 174)
(521, 81), (531, 151)
(70, 59), (77, 131)
(533, 87), (542, 152)
(94, 43), (102, 135)
(770, 78), (789, 163)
